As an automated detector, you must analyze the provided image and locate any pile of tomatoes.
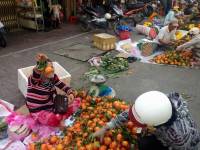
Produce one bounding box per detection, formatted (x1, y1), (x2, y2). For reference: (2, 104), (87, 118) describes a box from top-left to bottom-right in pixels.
(153, 50), (194, 67)
(28, 91), (139, 150)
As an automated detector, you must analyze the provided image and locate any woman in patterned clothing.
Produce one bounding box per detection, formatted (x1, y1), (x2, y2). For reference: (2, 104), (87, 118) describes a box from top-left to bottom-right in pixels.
(26, 53), (77, 127)
(93, 91), (200, 150)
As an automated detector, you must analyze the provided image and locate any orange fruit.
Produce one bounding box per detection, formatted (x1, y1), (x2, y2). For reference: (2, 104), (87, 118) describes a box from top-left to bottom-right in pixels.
(50, 136), (58, 144)
(99, 120), (105, 126)
(116, 134), (123, 142)
(79, 146), (86, 150)
(83, 132), (88, 138)
(44, 66), (54, 75)
(76, 140), (82, 147)
(86, 95), (92, 102)
(122, 141), (129, 147)
(74, 122), (81, 129)
(28, 143), (35, 150)
(105, 130), (113, 137)
(121, 147), (127, 150)
(90, 113), (96, 119)
(41, 144), (48, 150)
(113, 101), (120, 109)
(93, 141), (100, 150)
(94, 126), (100, 132)
(96, 97), (102, 103)
(85, 144), (93, 150)
(56, 144), (64, 150)
(127, 121), (134, 129)
(99, 145), (107, 150)
(120, 104), (129, 110)
(109, 141), (117, 149)
(42, 138), (49, 144)
(104, 137), (112, 146)
(47, 144), (53, 150)
(132, 127), (138, 135)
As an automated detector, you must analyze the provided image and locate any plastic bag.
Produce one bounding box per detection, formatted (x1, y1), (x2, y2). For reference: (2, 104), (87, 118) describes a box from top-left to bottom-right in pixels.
(0, 99), (14, 117)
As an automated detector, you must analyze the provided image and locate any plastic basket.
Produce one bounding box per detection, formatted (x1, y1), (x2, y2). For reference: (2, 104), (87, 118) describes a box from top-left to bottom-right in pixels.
(119, 31), (131, 40)
(18, 62), (71, 97)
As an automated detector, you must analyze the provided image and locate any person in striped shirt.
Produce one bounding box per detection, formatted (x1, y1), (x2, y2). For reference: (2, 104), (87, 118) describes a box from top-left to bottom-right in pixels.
(26, 54), (77, 127)
(93, 91), (200, 150)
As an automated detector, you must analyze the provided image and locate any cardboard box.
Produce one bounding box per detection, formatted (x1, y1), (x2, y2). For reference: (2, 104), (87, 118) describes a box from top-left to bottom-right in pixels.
(93, 33), (116, 51)
(18, 62), (71, 97)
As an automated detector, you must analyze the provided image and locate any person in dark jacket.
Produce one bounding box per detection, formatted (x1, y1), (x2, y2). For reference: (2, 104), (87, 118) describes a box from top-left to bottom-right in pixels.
(93, 91), (200, 150)
(160, 0), (172, 15)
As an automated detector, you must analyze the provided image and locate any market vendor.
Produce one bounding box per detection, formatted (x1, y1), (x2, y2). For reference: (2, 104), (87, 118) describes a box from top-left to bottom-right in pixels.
(137, 19), (178, 56)
(176, 27), (200, 67)
(153, 19), (178, 49)
(92, 91), (200, 150)
(26, 54), (77, 127)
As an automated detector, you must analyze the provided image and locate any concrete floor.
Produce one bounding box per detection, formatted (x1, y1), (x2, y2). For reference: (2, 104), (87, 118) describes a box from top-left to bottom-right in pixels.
(0, 24), (200, 129)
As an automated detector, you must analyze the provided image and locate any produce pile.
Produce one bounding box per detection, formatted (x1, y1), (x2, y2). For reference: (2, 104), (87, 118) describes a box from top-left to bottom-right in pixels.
(28, 92), (139, 150)
(101, 54), (129, 74)
(85, 54), (129, 78)
(153, 50), (194, 67)
(175, 31), (184, 40)
(174, 34), (191, 47)
(180, 23), (200, 31)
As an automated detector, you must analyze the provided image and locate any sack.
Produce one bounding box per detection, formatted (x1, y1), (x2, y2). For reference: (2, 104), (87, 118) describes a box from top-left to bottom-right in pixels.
(54, 95), (68, 114)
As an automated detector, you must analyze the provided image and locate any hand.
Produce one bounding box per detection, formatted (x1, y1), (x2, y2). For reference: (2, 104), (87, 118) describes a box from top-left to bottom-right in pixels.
(147, 126), (156, 134)
(176, 46), (182, 51)
(71, 89), (78, 97)
(92, 127), (107, 142)
(169, 41), (175, 46)
(68, 94), (74, 105)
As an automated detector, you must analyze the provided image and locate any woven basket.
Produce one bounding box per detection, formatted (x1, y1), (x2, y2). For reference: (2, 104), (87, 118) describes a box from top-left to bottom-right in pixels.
(139, 42), (157, 57)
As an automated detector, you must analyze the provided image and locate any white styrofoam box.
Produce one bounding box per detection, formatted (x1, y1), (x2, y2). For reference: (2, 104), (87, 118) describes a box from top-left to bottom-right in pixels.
(18, 62), (71, 97)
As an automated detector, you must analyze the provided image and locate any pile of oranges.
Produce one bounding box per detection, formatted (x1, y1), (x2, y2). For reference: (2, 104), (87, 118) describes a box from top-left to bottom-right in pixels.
(28, 91), (138, 150)
(153, 50), (194, 67)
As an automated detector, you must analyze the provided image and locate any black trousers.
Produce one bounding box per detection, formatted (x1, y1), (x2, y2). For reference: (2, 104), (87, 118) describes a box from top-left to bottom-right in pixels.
(138, 135), (169, 150)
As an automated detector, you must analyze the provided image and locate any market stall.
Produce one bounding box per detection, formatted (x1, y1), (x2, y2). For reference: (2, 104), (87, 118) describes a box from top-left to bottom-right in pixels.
(0, 91), (143, 150)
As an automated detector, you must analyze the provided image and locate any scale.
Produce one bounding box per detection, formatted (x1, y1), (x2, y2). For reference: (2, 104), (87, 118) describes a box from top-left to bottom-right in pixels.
(88, 75), (116, 98)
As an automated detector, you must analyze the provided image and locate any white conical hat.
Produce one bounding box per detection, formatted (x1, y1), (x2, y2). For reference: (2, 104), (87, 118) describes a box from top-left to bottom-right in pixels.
(132, 91), (172, 126)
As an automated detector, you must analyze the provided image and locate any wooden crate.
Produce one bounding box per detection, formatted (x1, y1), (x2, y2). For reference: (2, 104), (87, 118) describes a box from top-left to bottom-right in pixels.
(93, 33), (116, 51)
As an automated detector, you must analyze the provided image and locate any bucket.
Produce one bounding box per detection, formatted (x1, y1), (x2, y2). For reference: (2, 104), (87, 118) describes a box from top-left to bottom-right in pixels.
(119, 31), (131, 40)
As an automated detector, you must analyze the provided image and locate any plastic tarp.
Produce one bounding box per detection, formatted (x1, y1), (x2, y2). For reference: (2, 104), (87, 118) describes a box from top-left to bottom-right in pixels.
(0, 99), (14, 117)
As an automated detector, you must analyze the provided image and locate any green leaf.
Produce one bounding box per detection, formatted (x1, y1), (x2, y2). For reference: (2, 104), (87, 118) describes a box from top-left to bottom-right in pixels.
(35, 142), (42, 150)
(94, 141), (100, 148)
(74, 146), (78, 150)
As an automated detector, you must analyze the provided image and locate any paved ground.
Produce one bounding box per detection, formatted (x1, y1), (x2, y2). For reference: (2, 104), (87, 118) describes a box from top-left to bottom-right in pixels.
(0, 24), (82, 56)
(0, 24), (200, 128)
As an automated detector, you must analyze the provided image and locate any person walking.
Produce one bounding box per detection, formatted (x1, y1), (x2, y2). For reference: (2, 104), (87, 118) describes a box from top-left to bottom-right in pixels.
(160, 0), (172, 15)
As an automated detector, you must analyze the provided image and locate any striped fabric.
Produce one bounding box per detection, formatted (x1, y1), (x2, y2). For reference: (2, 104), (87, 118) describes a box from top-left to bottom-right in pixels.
(26, 68), (72, 113)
